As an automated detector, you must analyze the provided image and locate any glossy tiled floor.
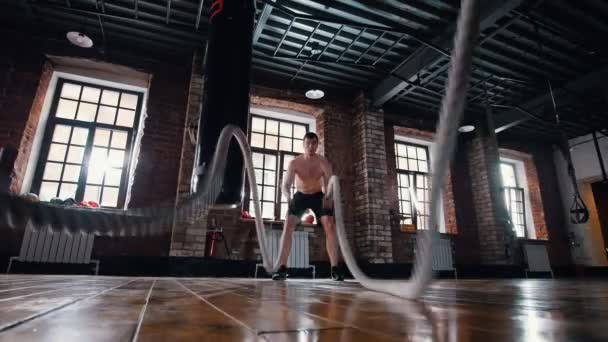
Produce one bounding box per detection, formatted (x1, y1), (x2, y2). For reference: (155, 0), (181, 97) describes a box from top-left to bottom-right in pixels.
(0, 275), (607, 341)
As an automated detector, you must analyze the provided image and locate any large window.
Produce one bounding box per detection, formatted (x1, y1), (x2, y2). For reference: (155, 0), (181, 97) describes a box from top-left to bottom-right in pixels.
(247, 115), (309, 220)
(500, 162), (527, 237)
(395, 141), (431, 229)
(31, 79), (143, 208)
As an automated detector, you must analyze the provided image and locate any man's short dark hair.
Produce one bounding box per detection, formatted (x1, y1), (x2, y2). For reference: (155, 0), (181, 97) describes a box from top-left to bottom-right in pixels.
(303, 132), (318, 141)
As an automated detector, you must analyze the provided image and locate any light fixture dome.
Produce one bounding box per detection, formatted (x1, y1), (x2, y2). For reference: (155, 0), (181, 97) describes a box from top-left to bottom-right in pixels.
(457, 125), (475, 133)
(305, 89), (324, 100)
(66, 31), (94, 48)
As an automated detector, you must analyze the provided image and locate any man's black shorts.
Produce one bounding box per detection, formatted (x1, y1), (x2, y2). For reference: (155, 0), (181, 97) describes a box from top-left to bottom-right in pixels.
(288, 192), (333, 219)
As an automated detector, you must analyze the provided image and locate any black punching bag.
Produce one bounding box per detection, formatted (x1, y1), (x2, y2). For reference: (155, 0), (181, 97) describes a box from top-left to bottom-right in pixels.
(194, 0), (255, 204)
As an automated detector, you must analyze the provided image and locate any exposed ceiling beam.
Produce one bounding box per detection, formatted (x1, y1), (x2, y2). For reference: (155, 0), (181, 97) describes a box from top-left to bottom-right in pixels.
(253, 0), (275, 44)
(494, 65), (608, 133)
(371, 0), (526, 108)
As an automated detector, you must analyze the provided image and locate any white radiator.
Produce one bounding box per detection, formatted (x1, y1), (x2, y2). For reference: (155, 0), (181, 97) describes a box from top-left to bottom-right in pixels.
(431, 237), (457, 278)
(255, 229), (315, 278)
(523, 243), (553, 278)
(7, 220), (99, 275)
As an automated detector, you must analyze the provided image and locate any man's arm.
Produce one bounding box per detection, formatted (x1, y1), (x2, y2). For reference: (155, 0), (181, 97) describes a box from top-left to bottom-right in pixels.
(321, 157), (333, 196)
(282, 159), (296, 201)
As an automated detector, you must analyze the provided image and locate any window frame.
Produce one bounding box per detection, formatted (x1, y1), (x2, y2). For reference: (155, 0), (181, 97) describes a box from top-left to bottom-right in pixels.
(30, 78), (144, 209)
(394, 140), (431, 230)
(245, 114), (309, 221)
(500, 161), (528, 238)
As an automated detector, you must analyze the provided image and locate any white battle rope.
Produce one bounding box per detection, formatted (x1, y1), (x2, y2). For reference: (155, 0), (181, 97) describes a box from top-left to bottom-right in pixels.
(325, 0), (480, 299)
(2, 0), (479, 300)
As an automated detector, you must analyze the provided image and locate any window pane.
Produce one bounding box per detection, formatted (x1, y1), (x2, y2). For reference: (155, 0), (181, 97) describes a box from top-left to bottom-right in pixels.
(39, 182), (59, 201)
(119, 93), (138, 109)
(61, 83), (81, 100)
(265, 135), (278, 150)
(281, 203), (289, 219)
(397, 157), (407, 170)
(279, 122), (292, 137)
(52, 125), (71, 143)
(84, 185), (101, 202)
(252, 153), (263, 168)
(66, 146), (85, 164)
(76, 102), (96, 122)
(48, 144), (67, 162)
(407, 146), (417, 159)
(56, 99), (78, 119)
(116, 109), (135, 127)
(398, 173), (408, 186)
(59, 183), (77, 199)
(501, 163), (517, 187)
(251, 117), (265, 132)
(90, 147), (108, 171)
(108, 149), (125, 168)
(266, 120), (279, 135)
(251, 133), (264, 148)
(293, 125), (306, 139)
(81, 87), (101, 103)
(417, 148), (427, 160)
(254, 170), (263, 184)
(87, 166), (104, 185)
(101, 187), (119, 207)
(263, 186), (275, 202)
(264, 155), (276, 170)
(279, 137), (292, 151)
(62, 165), (81, 182)
(262, 202), (274, 219)
(97, 106), (116, 125)
(105, 168), (122, 186)
(94, 129), (111, 147)
(111, 131), (128, 149)
(408, 159), (418, 171)
(396, 144), (406, 157)
(71, 127), (89, 146)
(263, 171), (275, 185)
(101, 90), (119, 106)
(283, 155), (295, 170)
(42, 163), (62, 181)
(419, 160), (428, 173)
(293, 140), (304, 153)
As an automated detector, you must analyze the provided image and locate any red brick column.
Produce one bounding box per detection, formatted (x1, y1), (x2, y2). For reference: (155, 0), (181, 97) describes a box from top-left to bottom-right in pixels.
(467, 113), (514, 264)
(170, 51), (207, 257)
(352, 94), (393, 263)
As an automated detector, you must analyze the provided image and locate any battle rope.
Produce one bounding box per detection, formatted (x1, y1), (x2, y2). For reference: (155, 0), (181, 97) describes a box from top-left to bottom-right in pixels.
(326, 0), (479, 299)
(1, 0), (480, 300)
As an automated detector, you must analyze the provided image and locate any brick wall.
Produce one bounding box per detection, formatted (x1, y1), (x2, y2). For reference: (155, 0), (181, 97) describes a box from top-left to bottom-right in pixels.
(352, 94), (393, 263)
(0, 47), (47, 192)
(170, 51), (207, 257)
(499, 148), (549, 240)
(467, 114), (514, 264)
(10, 62), (54, 193)
(385, 124), (458, 262)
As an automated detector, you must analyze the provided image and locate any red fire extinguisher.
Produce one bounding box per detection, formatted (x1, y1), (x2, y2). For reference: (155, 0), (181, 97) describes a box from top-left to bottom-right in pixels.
(204, 228), (224, 258)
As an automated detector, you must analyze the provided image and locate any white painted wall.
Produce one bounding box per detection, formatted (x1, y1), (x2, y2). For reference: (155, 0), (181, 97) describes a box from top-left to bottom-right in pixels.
(554, 132), (608, 266)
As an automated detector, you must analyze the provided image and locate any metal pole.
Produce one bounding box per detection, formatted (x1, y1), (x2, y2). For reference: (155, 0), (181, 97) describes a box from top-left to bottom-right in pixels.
(592, 131), (608, 182)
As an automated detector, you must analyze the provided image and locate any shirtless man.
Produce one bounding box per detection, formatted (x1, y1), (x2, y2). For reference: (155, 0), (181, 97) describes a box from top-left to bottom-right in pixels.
(272, 132), (344, 281)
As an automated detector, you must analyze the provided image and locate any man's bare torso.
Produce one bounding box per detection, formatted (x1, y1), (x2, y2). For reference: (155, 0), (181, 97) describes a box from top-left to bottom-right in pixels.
(292, 155), (327, 194)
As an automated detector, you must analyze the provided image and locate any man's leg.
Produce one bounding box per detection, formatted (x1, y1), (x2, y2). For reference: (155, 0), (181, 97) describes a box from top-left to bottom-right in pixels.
(320, 214), (344, 281)
(320, 215), (339, 267)
(277, 214), (298, 267)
